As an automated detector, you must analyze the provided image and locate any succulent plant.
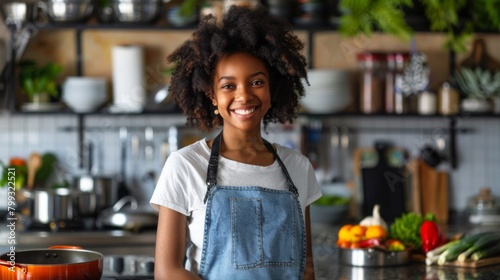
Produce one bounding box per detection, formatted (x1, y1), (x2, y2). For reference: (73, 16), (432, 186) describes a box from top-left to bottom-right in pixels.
(453, 67), (500, 99)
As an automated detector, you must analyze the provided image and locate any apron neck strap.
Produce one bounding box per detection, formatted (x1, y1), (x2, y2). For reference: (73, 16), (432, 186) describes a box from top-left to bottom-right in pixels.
(204, 132), (299, 203)
(263, 139), (299, 197)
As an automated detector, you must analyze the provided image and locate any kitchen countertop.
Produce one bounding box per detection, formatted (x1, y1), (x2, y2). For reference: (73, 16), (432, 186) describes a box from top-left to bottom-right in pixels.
(311, 224), (500, 280)
(1, 224), (500, 279)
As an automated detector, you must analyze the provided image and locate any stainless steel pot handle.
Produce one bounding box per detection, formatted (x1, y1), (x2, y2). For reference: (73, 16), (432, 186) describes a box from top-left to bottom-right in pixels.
(112, 196), (138, 212)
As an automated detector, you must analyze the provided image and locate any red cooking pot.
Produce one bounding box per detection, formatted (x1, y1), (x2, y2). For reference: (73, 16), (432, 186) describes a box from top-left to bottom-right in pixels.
(0, 245), (103, 280)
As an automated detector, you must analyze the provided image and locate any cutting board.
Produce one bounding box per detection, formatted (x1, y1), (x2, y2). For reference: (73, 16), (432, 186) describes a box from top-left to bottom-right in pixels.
(418, 160), (449, 223)
(412, 254), (500, 268)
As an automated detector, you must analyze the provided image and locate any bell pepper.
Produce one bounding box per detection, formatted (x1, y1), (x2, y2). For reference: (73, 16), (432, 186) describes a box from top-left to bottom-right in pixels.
(359, 238), (382, 248)
(420, 220), (446, 253)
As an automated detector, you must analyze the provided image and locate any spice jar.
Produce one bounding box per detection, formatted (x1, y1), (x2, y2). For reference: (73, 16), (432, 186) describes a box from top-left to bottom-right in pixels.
(393, 53), (409, 114)
(438, 82), (460, 115)
(357, 52), (384, 114)
(384, 53), (396, 114)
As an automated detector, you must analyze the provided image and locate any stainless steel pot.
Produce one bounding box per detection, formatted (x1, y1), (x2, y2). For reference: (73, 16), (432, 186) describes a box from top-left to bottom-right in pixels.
(41, 0), (94, 22)
(73, 174), (118, 211)
(0, 1), (37, 26)
(338, 247), (411, 267)
(110, 0), (161, 23)
(23, 188), (76, 224)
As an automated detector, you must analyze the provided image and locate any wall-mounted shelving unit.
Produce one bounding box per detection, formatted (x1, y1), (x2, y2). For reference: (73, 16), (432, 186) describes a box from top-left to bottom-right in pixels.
(3, 12), (500, 170)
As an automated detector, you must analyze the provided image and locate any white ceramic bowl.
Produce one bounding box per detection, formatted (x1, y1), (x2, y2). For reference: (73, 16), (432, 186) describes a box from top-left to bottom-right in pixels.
(300, 90), (351, 113)
(63, 77), (108, 112)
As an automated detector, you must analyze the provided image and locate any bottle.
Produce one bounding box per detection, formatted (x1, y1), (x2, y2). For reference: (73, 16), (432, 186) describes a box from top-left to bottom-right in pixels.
(393, 53), (409, 114)
(438, 82), (460, 115)
(357, 52), (384, 114)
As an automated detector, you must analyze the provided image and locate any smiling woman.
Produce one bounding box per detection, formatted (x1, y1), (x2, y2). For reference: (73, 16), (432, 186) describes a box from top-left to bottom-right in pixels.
(150, 4), (322, 280)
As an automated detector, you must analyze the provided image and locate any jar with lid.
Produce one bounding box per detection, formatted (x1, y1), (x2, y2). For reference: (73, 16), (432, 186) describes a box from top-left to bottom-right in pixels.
(438, 82), (460, 115)
(418, 91), (437, 115)
(467, 187), (500, 224)
(357, 52), (384, 114)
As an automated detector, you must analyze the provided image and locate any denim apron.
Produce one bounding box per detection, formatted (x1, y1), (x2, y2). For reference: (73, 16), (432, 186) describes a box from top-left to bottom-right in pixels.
(199, 133), (306, 280)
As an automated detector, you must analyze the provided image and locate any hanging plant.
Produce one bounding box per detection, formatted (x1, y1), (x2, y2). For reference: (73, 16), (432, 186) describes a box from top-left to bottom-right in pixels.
(420, 0), (471, 53)
(338, 0), (414, 41)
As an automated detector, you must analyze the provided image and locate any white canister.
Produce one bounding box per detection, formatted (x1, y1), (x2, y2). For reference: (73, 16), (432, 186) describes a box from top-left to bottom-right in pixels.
(418, 91), (437, 115)
(111, 45), (146, 113)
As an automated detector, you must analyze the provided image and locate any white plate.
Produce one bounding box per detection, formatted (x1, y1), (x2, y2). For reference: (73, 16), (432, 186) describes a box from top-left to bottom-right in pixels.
(21, 102), (63, 112)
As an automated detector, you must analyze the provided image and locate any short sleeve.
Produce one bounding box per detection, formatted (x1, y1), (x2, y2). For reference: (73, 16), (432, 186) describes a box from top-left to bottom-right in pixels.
(150, 152), (190, 216)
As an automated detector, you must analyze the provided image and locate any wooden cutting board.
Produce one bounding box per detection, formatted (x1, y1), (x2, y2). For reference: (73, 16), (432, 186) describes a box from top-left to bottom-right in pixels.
(412, 254), (500, 268)
(418, 160), (449, 223)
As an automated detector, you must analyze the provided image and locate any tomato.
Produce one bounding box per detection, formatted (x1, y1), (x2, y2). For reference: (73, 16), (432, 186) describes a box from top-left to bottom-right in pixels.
(9, 157), (26, 166)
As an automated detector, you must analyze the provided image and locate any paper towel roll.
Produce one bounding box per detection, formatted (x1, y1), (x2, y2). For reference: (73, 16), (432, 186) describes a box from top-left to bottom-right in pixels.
(111, 45), (146, 112)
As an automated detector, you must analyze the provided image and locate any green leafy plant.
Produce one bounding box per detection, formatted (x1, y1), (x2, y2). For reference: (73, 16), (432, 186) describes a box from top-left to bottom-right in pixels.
(18, 60), (63, 101)
(337, 0), (500, 53)
(421, 0), (471, 53)
(453, 67), (500, 99)
(338, 0), (414, 41)
(471, 0), (500, 32)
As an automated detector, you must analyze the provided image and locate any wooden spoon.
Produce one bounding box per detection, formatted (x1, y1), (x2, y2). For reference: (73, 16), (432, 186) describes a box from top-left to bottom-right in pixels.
(27, 153), (42, 190)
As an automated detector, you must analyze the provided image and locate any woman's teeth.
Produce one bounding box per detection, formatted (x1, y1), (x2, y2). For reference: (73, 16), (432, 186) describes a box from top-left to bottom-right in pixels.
(234, 108), (256, 115)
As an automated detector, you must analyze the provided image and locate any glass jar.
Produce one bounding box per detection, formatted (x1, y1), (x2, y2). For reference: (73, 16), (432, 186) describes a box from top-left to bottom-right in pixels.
(357, 52), (384, 114)
(393, 53), (409, 114)
(438, 82), (460, 115)
(467, 187), (500, 215)
(384, 53), (396, 114)
(418, 91), (437, 115)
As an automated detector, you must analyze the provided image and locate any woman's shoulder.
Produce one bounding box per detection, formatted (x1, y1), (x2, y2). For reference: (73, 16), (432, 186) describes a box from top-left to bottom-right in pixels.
(168, 139), (210, 164)
(274, 143), (310, 166)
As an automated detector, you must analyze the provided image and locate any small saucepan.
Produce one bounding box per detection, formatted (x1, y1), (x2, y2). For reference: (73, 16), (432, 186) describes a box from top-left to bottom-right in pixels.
(0, 245), (103, 280)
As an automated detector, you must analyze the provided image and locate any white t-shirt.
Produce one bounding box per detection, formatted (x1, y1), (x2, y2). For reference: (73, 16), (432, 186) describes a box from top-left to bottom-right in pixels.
(150, 138), (322, 274)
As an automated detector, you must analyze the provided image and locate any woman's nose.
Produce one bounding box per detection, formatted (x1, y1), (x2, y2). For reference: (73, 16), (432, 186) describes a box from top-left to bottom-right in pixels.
(235, 85), (253, 102)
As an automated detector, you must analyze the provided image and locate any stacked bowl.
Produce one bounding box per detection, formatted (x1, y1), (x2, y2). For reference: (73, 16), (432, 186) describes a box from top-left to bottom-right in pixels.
(300, 69), (352, 114)
(62, 77), (108, 113)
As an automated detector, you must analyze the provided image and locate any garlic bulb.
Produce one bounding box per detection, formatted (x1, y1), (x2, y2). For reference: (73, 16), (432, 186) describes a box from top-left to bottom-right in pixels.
(359, 204), (388, 230)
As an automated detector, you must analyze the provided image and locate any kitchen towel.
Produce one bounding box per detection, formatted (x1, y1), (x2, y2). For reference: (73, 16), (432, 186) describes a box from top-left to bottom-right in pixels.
(111, 45), (146, 113)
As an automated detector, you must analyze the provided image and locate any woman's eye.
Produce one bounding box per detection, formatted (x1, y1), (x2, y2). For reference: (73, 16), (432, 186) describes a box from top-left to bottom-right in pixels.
(252, 80), (264, 86)
(221, 84), (234, 90)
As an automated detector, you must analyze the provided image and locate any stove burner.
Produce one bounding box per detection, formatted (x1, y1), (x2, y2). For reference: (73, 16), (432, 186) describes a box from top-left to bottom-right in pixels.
(103, 255), (154, 279)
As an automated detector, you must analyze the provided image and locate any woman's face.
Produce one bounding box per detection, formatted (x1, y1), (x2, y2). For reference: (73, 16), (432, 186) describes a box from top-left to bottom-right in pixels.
(212, 52), (271, 134)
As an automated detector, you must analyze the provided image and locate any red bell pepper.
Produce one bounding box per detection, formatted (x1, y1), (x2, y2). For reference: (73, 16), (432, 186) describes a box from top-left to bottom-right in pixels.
(420, 220), (446, 253)
(359, 238), (382, 248)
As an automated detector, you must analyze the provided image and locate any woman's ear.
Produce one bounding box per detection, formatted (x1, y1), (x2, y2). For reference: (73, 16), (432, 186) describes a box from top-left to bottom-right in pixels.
(207, 90), (217, 106)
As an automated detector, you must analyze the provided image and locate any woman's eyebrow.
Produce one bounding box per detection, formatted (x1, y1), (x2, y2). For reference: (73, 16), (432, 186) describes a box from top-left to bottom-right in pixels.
(218, 71), (267, 82)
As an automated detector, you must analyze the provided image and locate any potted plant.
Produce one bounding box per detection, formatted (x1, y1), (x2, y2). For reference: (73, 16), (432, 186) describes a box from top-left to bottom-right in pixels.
(453, 67), (500, 113)
(18, 60), (63, 104)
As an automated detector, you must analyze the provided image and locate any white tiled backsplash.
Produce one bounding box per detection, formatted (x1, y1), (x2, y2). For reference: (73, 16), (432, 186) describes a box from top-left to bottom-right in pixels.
(1, 114), (499, 212)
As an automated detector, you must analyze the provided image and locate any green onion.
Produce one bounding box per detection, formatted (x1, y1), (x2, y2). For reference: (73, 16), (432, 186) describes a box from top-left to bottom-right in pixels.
(437, 232), (495, 265)
(457, 233), (500, 262)
(471, 242), (500, 261)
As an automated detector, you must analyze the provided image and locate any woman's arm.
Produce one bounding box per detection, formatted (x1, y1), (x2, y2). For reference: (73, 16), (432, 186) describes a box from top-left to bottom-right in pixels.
(303, 206), (316, 280)
(154, 206), (201, 280)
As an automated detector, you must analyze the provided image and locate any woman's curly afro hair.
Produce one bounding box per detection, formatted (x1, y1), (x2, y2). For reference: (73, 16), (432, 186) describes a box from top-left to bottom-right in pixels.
(167, 5), (308, 132)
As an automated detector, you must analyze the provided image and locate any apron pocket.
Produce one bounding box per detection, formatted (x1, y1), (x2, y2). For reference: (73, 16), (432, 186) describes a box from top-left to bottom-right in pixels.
(231, 197), (263, 269)
(230, 196), (296, 269)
